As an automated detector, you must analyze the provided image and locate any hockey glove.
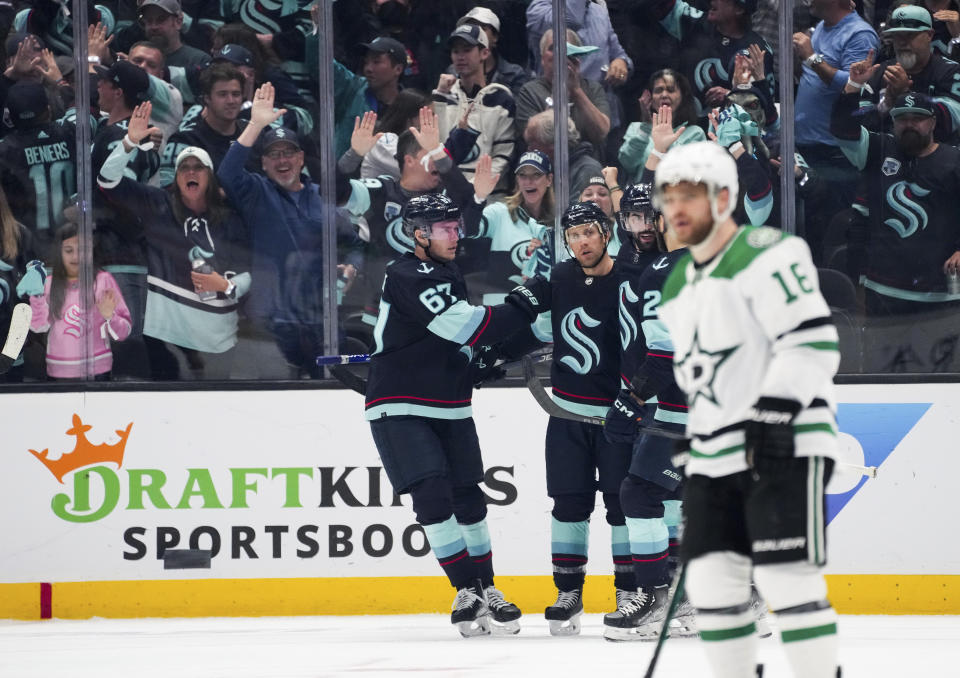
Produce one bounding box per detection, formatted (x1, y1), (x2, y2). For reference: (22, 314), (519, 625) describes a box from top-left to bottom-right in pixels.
(470, 344), (507, 388)
(744, 396), (802, 471)
(603, 390), (650, 444)
(505, 274), (551, 321)
(16, 260), (47, 298)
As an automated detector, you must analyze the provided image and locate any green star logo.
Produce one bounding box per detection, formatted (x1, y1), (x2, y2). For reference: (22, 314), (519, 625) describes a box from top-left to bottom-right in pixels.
(675, 330), (738, 407)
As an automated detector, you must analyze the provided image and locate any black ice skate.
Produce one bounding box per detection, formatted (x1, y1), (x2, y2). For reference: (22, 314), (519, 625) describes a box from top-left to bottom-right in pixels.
(484, 586), (522, 635)
(602, 585), (670, 641)
(451, 580), (491, 637)
(667, 592), (699, 637)
(544, 588), (583, 636)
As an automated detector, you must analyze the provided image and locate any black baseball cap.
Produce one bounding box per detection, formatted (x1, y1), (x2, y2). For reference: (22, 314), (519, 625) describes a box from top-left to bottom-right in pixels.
(448, 24), (489, 48)
(6, 80), (48, 128)
(213, 44), (254, 68)
(361, 37), (407, 66)
(262, 126), (302, 150)
(890, 92), (937, 118)
(95, 60), (150, 103)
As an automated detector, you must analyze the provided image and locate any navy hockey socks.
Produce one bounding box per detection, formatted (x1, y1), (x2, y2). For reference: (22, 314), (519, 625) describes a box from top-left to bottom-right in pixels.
(625, 516), (670, 587)
(610, 524), (635, 590)
(551, 517), (589, 591)
(460, 519), (494, 588)
(422, 516), (476, 589)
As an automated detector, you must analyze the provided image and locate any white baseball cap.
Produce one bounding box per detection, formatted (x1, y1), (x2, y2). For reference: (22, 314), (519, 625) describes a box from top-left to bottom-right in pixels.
(175, 146), (214, 171)
(457, 7), (501, 33)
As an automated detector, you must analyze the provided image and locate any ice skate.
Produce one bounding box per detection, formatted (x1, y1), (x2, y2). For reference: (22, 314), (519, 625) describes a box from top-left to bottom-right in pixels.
(544, 588), (583, 636)
(451, 580), (491, 637)
(750, 585), (773, 638)
(602, 585), (670, 641)
(484, 586), (521, 635)
(667, 592), (699, 637)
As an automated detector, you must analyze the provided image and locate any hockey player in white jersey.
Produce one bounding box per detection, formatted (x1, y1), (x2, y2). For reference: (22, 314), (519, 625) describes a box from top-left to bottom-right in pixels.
(654, 141), (841, 678)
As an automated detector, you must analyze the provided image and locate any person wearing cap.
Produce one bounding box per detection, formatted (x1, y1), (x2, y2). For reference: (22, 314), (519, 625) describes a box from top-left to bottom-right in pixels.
(470, 150), (556, 305)
(361, 36), (407, 116)
(137, 0), (209, 69)
(217, 83), (364, 378)
(96, 101), (252, 380)
(526, 0), (632, 130)
(516, 29), (611, 153)
(91, 60), (159, 184)
(831, 83), (960, 318)
(447, 7), (531, 96)
(841, 5), (960, 144)
(523, 110), (604, 200)
(0, 79), (77, 261)
(126, 40), (185, 148)
(639, 0), (775, 115)
(924, 0), (960, 57)
(433, 23), (517, 198)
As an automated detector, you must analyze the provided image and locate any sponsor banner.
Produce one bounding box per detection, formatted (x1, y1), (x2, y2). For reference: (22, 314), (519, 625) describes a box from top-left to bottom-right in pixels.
(0, 385), (957, 585)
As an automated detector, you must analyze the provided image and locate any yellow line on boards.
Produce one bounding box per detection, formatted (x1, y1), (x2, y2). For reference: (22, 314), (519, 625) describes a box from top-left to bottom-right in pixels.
(2, 575), (958, 620)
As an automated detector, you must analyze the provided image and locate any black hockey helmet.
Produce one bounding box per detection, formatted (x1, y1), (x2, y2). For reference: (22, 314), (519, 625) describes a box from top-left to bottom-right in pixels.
(616, 183), (662, 247)
(401, 194), (464, 243)
(561, 200), (610, 235)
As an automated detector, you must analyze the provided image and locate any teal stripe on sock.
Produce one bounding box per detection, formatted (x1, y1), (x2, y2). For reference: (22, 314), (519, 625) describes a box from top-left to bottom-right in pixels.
(551, 517), (589, 556)
(610, 524), (630, 557)
(422, 517), (467, 560)
(460, 519), (491, 556)
(625, 517), (669, 555)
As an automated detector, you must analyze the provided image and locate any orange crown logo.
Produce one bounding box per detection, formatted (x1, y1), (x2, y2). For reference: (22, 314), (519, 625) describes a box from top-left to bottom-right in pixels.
(29, 414), (133, 483)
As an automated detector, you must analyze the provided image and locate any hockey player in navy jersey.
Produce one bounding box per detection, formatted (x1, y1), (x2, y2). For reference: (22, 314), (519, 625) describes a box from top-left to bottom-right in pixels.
(655, 142), (841, 677)
(520, 201), (635, 636)
(364, 194), (550, 637)
(601, 187), (691, 641)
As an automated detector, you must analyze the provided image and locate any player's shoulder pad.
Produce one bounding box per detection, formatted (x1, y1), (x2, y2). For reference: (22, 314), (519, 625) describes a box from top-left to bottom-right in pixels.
(659, 251), (693, 306)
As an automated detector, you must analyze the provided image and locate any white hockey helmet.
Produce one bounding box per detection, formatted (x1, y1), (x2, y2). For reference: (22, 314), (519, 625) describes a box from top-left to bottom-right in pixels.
(653, 141), (739, 225)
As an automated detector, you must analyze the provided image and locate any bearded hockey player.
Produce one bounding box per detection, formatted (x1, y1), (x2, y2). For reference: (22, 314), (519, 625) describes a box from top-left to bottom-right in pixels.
(655, 141), (842, 678)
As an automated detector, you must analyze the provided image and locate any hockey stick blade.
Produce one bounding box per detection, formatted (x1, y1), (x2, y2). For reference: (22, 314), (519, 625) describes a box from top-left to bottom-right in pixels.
(329, 364), (367, 395)
(520, 356), (686, 440)
(643, 563), (687, 678)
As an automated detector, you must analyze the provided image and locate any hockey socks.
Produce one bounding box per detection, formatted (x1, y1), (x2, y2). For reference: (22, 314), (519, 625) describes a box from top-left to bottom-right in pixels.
(625, 516), (670, 588)
(460, 519), (494, 588)
(423, 516), (476, 589)
(610, 524), (635, 591)
(775, 601), (839, 678)
(550, 517), (588, 591)
(696, 603), (759, 678)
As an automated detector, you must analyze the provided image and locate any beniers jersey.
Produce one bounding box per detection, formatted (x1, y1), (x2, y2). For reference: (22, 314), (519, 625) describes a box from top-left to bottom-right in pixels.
(658, 227), (840, 478)
(619, 249), (689, 428)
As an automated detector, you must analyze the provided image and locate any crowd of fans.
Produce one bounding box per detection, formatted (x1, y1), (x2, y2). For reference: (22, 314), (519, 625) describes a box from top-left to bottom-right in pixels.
(0, 0), (958, 381)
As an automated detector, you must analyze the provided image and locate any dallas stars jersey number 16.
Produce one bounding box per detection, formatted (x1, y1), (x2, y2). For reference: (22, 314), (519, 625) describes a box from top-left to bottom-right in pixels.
(657, 226), (841, 478)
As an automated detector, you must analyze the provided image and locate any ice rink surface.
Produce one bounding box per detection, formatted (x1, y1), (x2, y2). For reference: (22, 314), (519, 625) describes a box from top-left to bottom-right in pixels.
(2, 614), (957, 678)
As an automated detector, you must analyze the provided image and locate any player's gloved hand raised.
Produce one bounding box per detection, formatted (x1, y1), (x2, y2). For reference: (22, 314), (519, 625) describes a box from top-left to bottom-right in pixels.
(603, 390), (650, 444)
(16, 260), (47, 298)
(506, 274), (551, 321)
(470, 344), (506, 388)
(745, 396), (802, 472)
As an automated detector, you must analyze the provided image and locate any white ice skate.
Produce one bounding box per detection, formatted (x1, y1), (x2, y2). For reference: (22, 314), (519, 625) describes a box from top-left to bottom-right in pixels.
(451, 581), (491, 638)
(667, 594), (699, 637)
(602, 585), (669, 641)
(484, 586), (521, 635)
(544, 588), (583, 636)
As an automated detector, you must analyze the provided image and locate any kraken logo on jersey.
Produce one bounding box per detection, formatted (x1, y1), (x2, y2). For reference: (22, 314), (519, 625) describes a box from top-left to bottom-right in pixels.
(694, 58), (728, 95)
(510, 241), (530, 270)
(884, 181), (931, 238)
(618, 281), (640, 351)
(559, 307), (602, 374)
(674, 330), (738, 407)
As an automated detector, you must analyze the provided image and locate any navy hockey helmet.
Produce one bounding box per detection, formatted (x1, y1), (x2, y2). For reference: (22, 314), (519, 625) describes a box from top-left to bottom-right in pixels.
(562, 200), (610, 235)
(617, 183), (662, 249)
(401, 194), (464, 243)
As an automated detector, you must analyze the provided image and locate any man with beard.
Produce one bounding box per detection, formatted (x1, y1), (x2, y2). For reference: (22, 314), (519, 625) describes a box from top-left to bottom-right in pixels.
(847, 5), (960, 144)
(831, 84), (960, 316)
(136, 0), (209, 70)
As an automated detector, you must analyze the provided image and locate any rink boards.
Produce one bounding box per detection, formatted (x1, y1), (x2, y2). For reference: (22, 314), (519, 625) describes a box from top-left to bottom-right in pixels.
(1, 385), (958, 619)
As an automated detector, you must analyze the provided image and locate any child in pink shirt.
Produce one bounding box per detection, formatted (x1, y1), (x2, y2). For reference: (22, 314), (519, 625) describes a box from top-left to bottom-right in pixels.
(29, 225), (132, 379)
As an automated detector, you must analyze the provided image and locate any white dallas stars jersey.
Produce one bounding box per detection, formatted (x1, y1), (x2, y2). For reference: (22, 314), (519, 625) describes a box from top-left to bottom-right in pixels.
(658, 226), (840, 478)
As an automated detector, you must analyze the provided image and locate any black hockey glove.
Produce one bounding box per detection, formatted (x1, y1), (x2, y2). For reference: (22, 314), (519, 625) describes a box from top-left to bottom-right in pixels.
(744, 396), (802, 472)
(505, 274), (551, 321)
(470, 344), (507, 388)
(604, 390), (650, 444)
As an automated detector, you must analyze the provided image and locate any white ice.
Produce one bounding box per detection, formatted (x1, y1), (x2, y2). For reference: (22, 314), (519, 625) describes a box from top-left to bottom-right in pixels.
(1, 614), (956, 677)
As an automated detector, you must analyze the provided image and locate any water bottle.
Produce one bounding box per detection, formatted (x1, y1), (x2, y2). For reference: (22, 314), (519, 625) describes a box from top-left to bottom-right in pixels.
(947, 270), (960, 296)
(192, 258), (217, 301)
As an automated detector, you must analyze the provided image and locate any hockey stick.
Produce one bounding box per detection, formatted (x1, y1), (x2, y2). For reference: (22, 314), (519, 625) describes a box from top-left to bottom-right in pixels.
(521, 356), (687, 440)
(316, 353), (371, 366)
(0, 303), (31, 375)
(329, 364), (367, 395)
(643, 562), (687, 678)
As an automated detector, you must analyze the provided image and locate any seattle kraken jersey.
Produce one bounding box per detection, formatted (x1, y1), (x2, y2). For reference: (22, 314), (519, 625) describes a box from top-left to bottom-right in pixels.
(658, 227), (840, 478)
(618, 249), (688, 428)
(652, 0), (775, 114)
(0, 121), (77, 260)
(472, 202), (544, 304)
(832, 91), (960, 300)
(364, 252), (531, 420)
(159, 118), (254, 187)
(92, 119), (160, 183)
(537, 259), (626, 418)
